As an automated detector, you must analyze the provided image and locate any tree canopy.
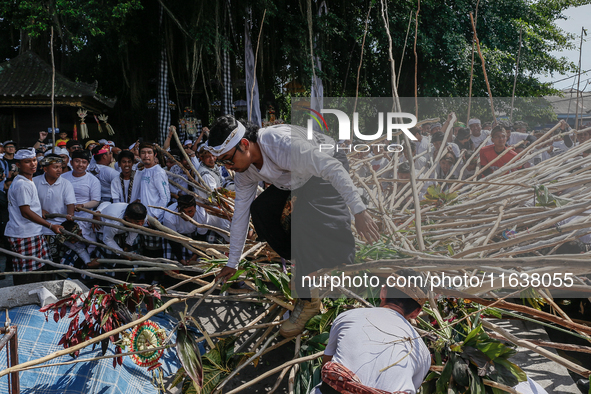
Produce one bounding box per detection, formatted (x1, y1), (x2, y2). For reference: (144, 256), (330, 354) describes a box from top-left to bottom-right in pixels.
(0, 0), (587, 142)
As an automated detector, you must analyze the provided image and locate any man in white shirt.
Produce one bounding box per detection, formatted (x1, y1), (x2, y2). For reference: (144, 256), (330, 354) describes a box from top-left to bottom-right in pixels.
(61, 150), (101, 250)
(94, 202), (147, 280)
(135, 143), (171, 266)
(430, 131), (461, 160)
(5, 148), (63, 285)
(503, 121), (530, 147)
(136, 143), (170, 223)
(98, 202), (146, 256)
(468, 118), (492, 148)
(209, 116), (379, 337)
(90, 144), (119, 202)
(165, 151), (187, 201)
(198, 149), (225, 191)
(111, 151), (140, 204)
(33, 154), (77, 261)
(412, 127), (431, 157)
(163, 195), (230, 264)
(311, 270), (430, 394)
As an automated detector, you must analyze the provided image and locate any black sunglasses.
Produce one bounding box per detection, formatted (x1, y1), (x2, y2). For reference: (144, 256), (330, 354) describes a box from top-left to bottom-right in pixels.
(216, 145), (239, 166)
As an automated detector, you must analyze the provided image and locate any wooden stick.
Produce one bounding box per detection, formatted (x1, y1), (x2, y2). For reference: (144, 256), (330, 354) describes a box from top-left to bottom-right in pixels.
(268, 334), (300, 394)
(483, 320), (591, 378)
(488, 333), (591, 355)
(438, 288), (591, 336)
(225, 351), (324, 394)
(469, 12), (495, 123)
(212, 331), (281, 394)
(482, 379), (522, 394)
(12, 344), (172, 372)
(0, 246), (126, 286)
(169, 126), (211, 192)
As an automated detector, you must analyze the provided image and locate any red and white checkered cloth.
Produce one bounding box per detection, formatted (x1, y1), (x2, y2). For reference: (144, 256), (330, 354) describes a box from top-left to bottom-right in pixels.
(7, 235), (49, 272)
(322, 362), (410, 394)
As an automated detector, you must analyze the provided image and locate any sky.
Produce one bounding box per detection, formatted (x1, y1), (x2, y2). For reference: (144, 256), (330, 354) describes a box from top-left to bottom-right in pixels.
(537, 4), (591, 91)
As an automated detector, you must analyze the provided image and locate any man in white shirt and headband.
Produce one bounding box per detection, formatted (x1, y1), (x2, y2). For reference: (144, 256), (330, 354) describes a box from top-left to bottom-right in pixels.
(5, 148), (63, 286)
(209, 115), (379, 337)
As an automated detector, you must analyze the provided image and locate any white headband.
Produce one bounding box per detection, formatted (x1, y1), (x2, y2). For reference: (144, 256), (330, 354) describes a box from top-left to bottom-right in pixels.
(14, 148), (36, 160)
(204, 121), (246, 156)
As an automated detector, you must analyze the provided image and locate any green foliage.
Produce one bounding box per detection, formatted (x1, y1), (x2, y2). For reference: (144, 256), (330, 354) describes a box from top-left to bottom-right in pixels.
(534, 184), (570, 207)
(421, 185), (459, 208)
(294, 340), (324, 394)
(305, 295), (352, 334)
(0, 0), (142, 46)
(39, 283), (164, 364)
(421, 298), (527, 394)
(0, 0), (586, 142)
(174, 336), (250, 394)
(215, 259), (292, 300)
(177, 325), (204, 391)
(355, 236), (409, 263)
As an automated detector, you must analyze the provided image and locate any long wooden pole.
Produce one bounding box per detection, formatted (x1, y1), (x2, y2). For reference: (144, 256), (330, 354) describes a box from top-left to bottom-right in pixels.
(413, 0), (420, 117)
(575, 27), (585, 130)
(225, 352), (324, 394)
(466, 0), (480, 124)
(50, 27), (56, 153)
(470, 12), (496, 124)
(380, 0), (425, 251)
(509, 28), (522, 122)
(483, 320), (591, 378)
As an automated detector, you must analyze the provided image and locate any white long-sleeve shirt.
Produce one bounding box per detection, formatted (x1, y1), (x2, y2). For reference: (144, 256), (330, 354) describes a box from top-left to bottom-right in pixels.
(163, 202), (230, 240)
(136, 165), (170, 222)
(100, 203), (140, 254)
(111, 172), (140, 204)
(227, 124), (366, 268)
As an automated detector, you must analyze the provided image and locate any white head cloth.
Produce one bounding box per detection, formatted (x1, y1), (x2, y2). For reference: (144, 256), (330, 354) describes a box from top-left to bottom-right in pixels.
(204, 121), (246, 156)
(14, 148), (36, 160)
(468, 118), (481, 126)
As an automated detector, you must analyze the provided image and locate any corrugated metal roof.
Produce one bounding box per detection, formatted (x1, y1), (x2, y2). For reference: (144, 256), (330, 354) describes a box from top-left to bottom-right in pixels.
(0, 51), (115, 109)
(544, 88), (591, 115)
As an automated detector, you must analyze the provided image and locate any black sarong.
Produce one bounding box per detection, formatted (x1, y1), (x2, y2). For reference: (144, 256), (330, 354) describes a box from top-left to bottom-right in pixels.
(250, 151), (356, 297)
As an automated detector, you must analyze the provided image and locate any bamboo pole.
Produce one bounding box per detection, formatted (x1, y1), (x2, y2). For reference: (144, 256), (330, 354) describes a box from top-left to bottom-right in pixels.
(483, 320), (591, 378)
(225, 351), (324, 394)
(469, 12), (496, 123)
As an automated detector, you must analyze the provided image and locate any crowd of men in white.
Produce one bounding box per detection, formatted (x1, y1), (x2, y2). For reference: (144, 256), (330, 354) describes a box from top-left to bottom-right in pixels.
(0, 127), (233, 286)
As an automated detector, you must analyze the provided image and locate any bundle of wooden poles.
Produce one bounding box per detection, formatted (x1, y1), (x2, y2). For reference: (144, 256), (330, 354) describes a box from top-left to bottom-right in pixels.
(3, 122), (591, 393)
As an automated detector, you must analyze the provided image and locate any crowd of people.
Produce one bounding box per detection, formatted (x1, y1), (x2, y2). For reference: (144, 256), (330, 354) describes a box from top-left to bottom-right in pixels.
(347, 114), (588, 202)
(0, 114), (583, 394)
(0, 126), (234, 288)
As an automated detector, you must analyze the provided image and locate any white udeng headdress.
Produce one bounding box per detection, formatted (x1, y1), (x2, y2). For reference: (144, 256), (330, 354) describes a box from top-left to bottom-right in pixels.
(14, 148), (36, 160)
(203, 121), (246, 156)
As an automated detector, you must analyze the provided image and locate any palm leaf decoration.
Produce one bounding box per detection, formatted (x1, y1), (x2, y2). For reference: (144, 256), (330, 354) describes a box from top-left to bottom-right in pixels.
(176, 325), (204, 390)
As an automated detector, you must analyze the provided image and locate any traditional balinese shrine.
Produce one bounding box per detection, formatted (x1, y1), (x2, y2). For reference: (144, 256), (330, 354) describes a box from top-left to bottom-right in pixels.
(0, 51), (116, 147)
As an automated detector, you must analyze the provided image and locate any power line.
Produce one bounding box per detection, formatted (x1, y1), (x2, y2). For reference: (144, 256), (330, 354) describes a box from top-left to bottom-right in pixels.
(550, 68), (591, 84)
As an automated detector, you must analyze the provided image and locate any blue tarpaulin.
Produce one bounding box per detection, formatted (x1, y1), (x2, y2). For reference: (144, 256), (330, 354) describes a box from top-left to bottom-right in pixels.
(0, 304), (182, 394)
